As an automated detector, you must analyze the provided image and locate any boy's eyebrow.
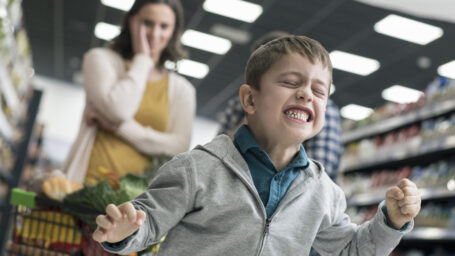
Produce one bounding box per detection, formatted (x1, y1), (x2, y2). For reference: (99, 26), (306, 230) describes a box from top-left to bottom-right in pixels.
(278, 71), (303, 78)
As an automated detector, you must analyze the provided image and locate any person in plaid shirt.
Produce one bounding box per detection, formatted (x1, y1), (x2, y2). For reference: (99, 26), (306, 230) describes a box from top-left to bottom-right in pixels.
(303, 98), (342, 181)
(218, 97), (342, 182)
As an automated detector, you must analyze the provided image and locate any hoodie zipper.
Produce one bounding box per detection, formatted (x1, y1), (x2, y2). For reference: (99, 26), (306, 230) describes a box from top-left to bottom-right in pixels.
(256, 218), (271, 256)
(216, 155), (283, 256)
(228, 167), (271, 256)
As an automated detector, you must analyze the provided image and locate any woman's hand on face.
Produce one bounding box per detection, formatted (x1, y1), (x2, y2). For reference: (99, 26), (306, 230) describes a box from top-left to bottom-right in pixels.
(129, 15), (150, 56)
(85, 109), (119, 132)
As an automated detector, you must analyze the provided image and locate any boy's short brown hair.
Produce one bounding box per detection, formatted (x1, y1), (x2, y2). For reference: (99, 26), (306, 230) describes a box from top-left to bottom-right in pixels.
(245, 35), (332, 90)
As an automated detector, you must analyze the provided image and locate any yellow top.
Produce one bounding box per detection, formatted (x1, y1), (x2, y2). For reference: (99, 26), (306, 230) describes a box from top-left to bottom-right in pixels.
(84, 75), (169, 185)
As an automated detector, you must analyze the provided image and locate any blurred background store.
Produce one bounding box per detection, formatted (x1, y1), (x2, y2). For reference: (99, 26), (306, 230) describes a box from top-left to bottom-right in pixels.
(1, 0), (455, 255)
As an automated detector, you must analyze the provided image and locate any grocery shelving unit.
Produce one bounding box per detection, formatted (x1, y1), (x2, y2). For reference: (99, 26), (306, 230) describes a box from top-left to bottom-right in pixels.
(340, 80), (455, 253)
(0, 0), (41, 253)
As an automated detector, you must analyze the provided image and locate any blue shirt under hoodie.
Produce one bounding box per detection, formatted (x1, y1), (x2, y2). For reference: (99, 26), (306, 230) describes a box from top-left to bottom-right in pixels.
(233, 125), (309, 218)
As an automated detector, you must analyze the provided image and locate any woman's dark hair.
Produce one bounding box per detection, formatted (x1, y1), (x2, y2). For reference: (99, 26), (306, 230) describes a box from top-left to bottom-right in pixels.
(110, 0), (186, 68)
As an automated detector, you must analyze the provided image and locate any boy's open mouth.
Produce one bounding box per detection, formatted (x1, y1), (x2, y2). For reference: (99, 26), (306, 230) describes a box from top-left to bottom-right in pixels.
(284, 107), (313, 122)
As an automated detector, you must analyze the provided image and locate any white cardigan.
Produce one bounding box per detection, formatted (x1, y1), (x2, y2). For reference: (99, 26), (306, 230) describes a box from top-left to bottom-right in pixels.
(63, 48), (196, 183)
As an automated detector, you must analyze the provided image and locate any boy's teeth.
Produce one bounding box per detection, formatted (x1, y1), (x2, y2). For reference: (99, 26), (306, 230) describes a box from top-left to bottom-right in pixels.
(285, 110), (309, 121)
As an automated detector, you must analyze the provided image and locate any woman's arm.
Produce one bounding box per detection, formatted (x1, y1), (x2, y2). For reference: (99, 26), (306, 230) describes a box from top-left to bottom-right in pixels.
(115, 78), (196, 156)
(82, 48), (154, 123)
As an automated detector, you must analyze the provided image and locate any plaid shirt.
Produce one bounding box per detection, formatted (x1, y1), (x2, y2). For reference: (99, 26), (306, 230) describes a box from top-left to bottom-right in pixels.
(218, 97), (343, 182)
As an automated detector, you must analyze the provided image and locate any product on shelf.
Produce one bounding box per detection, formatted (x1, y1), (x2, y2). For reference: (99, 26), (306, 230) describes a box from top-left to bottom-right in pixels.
(342, 77), (455, 133)
(341, 111), (455, 172)
(342, 158), (455, 198)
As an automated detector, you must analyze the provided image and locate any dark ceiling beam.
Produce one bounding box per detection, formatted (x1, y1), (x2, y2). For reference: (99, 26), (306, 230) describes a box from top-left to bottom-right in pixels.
(294, 0), (348, 35)
(186, 4), (206, 30)
(53, 0), (64, 79)
(90, 1), (105, 50)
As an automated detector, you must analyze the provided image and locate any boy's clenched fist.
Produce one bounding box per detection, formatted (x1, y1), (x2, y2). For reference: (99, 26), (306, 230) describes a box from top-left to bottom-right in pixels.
(385, 178), (421, 229)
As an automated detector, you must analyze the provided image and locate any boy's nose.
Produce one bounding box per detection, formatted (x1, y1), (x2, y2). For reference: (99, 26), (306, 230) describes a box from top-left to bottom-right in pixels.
(296, 87), (313, 102)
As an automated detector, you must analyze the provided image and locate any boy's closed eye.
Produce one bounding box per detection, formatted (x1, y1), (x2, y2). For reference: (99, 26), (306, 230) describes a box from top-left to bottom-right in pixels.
(312, 86), (326, 97)
(280, 80), (299, 86)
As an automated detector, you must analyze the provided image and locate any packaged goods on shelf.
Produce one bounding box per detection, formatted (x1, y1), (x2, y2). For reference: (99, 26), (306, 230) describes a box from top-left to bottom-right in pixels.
(342, 77), (455, 136)
(342, 158), (455, 203)
(341, 112), (455, 172)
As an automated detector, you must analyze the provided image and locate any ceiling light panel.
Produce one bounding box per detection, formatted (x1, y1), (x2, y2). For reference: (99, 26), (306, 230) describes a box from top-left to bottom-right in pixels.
(182, 30), (232, 55)
(211, 24), (251, 45)
(437, 60), (455, 79)
(94, 22), (120, 41)
(340, 104), (374, 121)
(374, 14), (443, 45)
(203, 0), (263, 23)
(382, 85), (423, 104)
(166, 59), (209, 79)
(101, 0), (134, 11)
(330, 51), (380, 76)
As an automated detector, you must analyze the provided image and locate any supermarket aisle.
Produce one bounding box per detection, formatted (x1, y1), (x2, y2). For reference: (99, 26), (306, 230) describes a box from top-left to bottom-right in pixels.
(1, 0), (455, 255)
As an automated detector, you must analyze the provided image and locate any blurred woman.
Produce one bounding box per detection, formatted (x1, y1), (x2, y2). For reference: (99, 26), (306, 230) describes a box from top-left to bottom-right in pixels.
(63, 0), (195, 185)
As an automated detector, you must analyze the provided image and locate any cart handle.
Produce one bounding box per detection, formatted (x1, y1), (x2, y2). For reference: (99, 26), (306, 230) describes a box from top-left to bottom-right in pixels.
(10, 188), (36, 209)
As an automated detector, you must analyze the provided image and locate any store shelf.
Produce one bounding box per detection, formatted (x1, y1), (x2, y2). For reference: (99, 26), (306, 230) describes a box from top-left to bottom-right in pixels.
(419, 187), (455, 201)
(342, 137), (455, 174)
(348, 187), (455, 207)
(347, 190), (385, 207)
(341, 99), (455, 144)
(403, 227), (455, 241)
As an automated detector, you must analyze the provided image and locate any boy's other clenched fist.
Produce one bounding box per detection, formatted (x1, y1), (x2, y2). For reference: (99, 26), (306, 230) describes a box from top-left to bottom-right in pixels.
(385, 178), (421, 229)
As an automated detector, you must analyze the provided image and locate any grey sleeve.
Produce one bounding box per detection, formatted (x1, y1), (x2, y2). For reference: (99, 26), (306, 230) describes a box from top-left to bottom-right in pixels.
(101, 154), (196, 255)
(312, 192), (413, 256)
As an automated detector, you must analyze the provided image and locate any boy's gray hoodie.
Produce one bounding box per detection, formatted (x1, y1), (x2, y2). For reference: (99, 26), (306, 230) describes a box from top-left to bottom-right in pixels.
(103, 135), (412, 255)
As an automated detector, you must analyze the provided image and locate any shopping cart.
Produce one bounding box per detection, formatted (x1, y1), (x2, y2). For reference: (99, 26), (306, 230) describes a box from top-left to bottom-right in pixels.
(6, 188), (115, 256)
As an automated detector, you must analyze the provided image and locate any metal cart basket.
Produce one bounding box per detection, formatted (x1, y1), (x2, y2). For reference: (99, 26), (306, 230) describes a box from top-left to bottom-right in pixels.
(6, 188), (113, 256)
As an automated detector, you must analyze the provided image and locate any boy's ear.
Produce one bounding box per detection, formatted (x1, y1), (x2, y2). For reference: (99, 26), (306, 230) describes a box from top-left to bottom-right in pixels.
(239, 84), (256, 115)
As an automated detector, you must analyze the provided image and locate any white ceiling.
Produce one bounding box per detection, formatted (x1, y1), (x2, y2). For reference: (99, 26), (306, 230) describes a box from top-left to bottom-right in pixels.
(355, 0), (455, 24)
